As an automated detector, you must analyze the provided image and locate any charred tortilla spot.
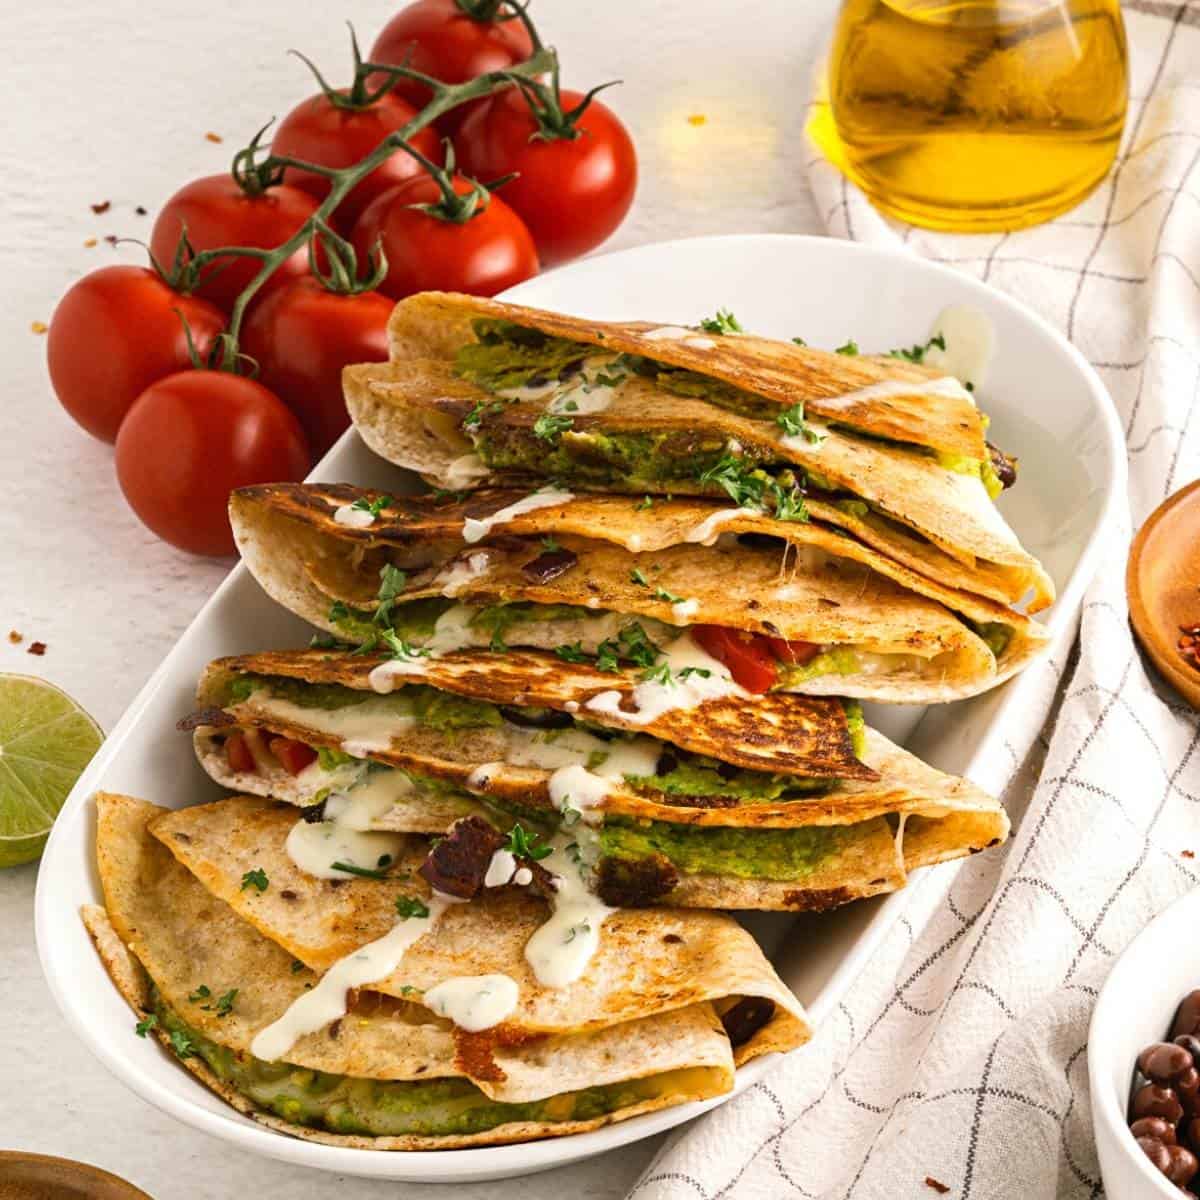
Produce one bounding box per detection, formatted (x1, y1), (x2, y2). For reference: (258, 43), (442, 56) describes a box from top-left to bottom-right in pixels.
(781, 885), (856, 911)
(453, 1029), (506, 1083)
(595, 854), (679, 907)
(419, 816), (505, 899)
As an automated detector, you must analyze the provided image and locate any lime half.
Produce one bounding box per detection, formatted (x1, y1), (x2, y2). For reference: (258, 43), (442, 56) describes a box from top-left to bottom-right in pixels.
(0, 674), (102, 867)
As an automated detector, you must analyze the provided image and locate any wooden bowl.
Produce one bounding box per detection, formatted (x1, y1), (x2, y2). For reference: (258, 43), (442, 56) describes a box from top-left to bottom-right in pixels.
(1127, 479), (1200, 708)
(0, 1152), (153, 1200)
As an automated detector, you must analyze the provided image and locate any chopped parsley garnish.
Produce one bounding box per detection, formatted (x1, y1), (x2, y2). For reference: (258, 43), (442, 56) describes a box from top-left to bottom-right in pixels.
(698, 309), (744, 335)
(374, 564), (408, 626)
(215, 988), (238, 1017)
(464, 398), (503, 430)
(629, 568), (649, 587)
(540, 535), (561, 552)
(834, 340), (859, 356)
(636, 495), (654, 510)
(169, 1030), (197, 1060)
(395, 895), (431, 920)
(654, 585), (685, 604)
(887, 332), (946, 364)
(135, 1014), (158, 1038)
(594, 622), (660, 673)
(533, 412), (574, 441)
(504, 822), (553, 862)
(640, 661), (674, 686)
(309, 631), (340, 649)
(776, 401), (823, 445)
(328, 600), (351, 624)
(331, 860), (392, 879)
(380, 628), (431, 661)
(595, 640), (621, 673)
(351, 493), (393, 518)
(430, 487), (469, 502)
(554, 641), (588, 663)
(563, 919), (591, 944)
(679, 666), (712, 680)
(698, 456), (809, 523)
(791, 335), (808, 347)
(188, 984), (212, 1004)
(240, 868), (269, 893)
(590, 369), (628, 388)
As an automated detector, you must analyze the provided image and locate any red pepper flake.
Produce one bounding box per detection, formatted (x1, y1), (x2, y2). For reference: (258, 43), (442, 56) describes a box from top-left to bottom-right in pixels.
(90, 200), (111, 214)
(31, 321), (47, 335)
(7, 630), (22, 644)
(924, 1180), (951, 1196)
(103, 235), (118, 246)
(205, 131), (223, 143)
(1179, 625), (1200, 670)
(27, 641), (47, 657)
(1184, 850), (1196, 859)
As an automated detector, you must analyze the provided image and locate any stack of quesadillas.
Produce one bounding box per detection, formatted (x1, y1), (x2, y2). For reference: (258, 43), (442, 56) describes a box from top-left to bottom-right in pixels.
(86, 293), (1051, 1150)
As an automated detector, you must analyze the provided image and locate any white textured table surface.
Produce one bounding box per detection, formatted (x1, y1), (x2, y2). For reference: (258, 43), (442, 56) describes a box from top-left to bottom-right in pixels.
(1, 2), (835, 1195)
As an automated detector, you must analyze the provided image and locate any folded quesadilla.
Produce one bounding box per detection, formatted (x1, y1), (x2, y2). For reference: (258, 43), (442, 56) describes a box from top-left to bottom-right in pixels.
(85, 793), (807, 1148)
(187, 647), (1009, 912)
(230, 482), (1049, 704)
(342, 292), (1054, 612)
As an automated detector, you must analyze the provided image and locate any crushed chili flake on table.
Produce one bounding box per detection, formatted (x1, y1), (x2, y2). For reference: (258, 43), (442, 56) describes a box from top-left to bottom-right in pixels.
(205, 131), (223, 143)
(1184, 850), (1196, 859)
(7, 631), (22, 644)
(924, 1179), (951, 1195)
(83, 237), (98, 248)
(90, 200), (111, 214)
(103, 234), (118, 246)
(1179, 624), (1200, 669)
(27, 642), (46, 657)
(31, 321), (47, 334)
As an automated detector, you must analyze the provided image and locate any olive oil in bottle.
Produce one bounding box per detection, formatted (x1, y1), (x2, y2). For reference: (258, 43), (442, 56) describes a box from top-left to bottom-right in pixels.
(814, 0), (1128, 231)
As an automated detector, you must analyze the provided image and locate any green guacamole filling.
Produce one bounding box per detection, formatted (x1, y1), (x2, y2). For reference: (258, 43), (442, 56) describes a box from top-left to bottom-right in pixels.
(778, 647), (862, 688)
(970, 621), (1014, 659)
(597, 818), (859, 882)
(153, 998), (681, 1138)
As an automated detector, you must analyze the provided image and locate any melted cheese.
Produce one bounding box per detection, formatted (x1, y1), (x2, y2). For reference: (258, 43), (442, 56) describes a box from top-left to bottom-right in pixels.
(437, 551), (493, 597)
(247, 692), (413, 752)
(684, 508), (752, 545)
(332, 504), (375, 529)
(815, 376), (973, 410)
(443, 453), (491, 489)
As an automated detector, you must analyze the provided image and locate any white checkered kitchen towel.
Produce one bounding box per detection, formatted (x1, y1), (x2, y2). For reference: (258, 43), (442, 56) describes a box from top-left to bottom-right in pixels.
(628, 5), (1200, 1198)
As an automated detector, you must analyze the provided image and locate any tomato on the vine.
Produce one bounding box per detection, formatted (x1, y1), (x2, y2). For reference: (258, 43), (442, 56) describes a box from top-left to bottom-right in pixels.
(351, 173), (538, 299)
(150, 174), (320, 313)
(457, 80), (637, 265)
(115, 371), (309, 556)
(272, 34), (444, 231)
(370, 0), (534, 133)
(47, 265), (226, 443)
(691, 625), (781, 694)
(241, 277), (392, 460)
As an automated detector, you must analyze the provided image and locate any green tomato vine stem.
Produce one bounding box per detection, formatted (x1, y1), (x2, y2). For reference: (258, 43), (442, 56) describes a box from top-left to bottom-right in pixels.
(186, 38), (558, 369)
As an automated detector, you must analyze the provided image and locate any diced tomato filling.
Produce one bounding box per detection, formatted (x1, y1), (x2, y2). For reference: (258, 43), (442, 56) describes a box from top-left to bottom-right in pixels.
(269, 737), (318, 776)
(692, 626), (822, 694)
(225, 732), (257, 774)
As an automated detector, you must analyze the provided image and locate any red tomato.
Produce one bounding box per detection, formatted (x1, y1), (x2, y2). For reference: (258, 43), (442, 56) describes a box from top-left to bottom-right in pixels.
(691, 625), (778, 694)
(369, 0), (533, 133)
(272, 89), (442, 231)
(269, 737), (318, 775)
(241, 278), (392, 459)
(225, 733), (257, 774)
(47, 265), (226, 443)
(115, 371), (310, 556)
(457, 86), (637, 265)
(149, 175), (321, 313)
(351, 175), (538, 299)
(764, 636), (820, 667)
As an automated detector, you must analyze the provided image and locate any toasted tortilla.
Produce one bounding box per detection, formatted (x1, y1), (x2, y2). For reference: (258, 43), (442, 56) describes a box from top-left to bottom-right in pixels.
(230, 482), (1048, 702)
(141, 793), (807, 1056)
(192, 656), (1009, 906)
(85, 795), (750, 1150)
(203, 648), (873, 782)
(342, 292), (1053, 610)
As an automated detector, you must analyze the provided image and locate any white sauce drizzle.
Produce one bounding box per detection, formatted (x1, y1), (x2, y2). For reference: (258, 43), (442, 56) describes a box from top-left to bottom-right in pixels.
(584, 632), (747, 727)
(332, 504), (375, 529)
(684, 508), (752, 545)
(484, 848), (518, 888)
(814, 376), (973, 410)
(443, 453), (490, 489)
(422, 974), (519, 1032)
(671, 598), (699, 623)
(922, 304), (994, 392)
(462, 488), (575, 545)
(250, 893), (460, 1061)
(248, 692), (414, 750)
(513, 867), (533, 886)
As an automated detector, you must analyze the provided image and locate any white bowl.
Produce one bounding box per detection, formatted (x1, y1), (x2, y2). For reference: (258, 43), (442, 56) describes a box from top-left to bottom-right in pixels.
(1089, 887), (1200, 1199)
(36, 234), (1125, 1182)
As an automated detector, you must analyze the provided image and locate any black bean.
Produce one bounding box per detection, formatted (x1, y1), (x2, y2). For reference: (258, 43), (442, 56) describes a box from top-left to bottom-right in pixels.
(1165, 1144), (1199, 1186)
(721, 998), (776, 1048)
(300, 800), (327, 824)
(1179, 1036), (1200, 1070)
(1139, 1136), (1174, 1176)
(1139, 1042), (1196, 1084)
(1132, 1082), (1185, 1124)
(521, 547), (578, 583)
(1132, 1117), (1177, 1145)
(655, 752), (678, 776)
(1179, 1068), (1200, 1118)
(1173, 990), (1200, 1040)
(499, 705), (573, 730)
